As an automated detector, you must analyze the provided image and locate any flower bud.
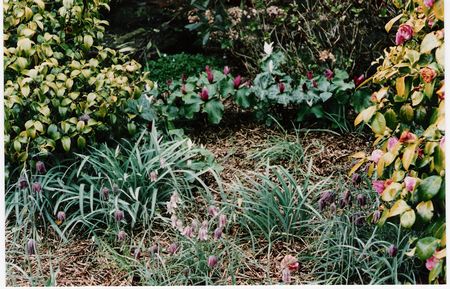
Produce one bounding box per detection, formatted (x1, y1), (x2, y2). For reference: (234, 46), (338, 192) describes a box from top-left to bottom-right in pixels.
(395, 24), (414, 45)
(149, 171), (158, 182)
(200, 87), (209, 101)
(27, 239), (37, 255)
(306, 71), (313, 80)
(387, 244), (398, 257)
(278, 82), (285, 93)
(233, 75), (242, 89)
(324, 69), (334, 80)
(207, 70), (214, 83)
(207, 255), (218, 268)
(167, 243), (179, 254)
(36, 161), (46, 174)
(208, 206), (219, 217)
(132, 247), (141, 259)
(114, 210), (124, 222)
(117, 230), (127, 241)
(56, 211), (66, 223)
(223, 66), (230, 75)
(32, 182), (42, 193)
(372, 210), (381, 224)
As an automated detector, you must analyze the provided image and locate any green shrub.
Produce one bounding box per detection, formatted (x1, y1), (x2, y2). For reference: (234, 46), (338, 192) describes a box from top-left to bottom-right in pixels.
(352, 0), (445, 283)
(3, 0), (153, 163)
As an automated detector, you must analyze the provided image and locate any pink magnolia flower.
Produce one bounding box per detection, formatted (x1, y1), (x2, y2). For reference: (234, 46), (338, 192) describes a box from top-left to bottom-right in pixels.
(404, 176), (417, 192)
(424, 0), (435, 8)
(426, 255), (439, 270)
(369, 149), (383, 163)
(223, 66), (230, 75)
(387, 137), (399, 151)
(324, 69), (334, 80)
(199, 87), (209, 101)
(233, 75), (241, 89)
(372, 180), (385, 195)
(395, 24), (414, 45)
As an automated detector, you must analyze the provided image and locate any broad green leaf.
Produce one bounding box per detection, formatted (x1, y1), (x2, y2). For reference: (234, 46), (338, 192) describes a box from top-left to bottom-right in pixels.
(416, 237), (439, 261)
(416, 201), (434, 222)
(400, 209), (416, 228)
(429, 260), (443, 283)
(47, 124), (60, 140)
(388, 199), (410, 218)
(418, 176), (442, 201)
(203, 100), (224, 124)
(61, 136), (71, 152)
(77, 135), (86, 149)
(371, 112), (386, 135)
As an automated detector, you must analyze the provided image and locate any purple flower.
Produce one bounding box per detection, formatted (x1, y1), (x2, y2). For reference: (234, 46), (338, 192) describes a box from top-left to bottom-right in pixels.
(404, 176), (417, 192)
(343, 190), (352, 204)
(351, 173), (361, 185)
(149, 244), (159, 255)
(353, 212), (365, 226)
(339, 198), (346, 209)
(207, 70), (214, 83)
(27, 239), (37, 255)
(353, 74), (365, 87)
(200, 87), (209, 101)
(79, 114), (91, 122)
(182, 226), (194, 238)
(114, 210), (124, 222)
(320, 191), (334, 204)
(167, 243), (179, 254)
(356, 194), (366, 207)
(213, 227), (222, 240)
(329, 202), (336, 214)
(56, 211), (66, 223)
(387, 244), (398, 257)
(36, 161), (46, 174)
(218, 214), (227, 228)
(132, 247), (141, 259)
(117, 230), (127, 241)
(372, 180), (385, 195)
(171, 214), (178, 228)
(395, 24), (414, 46)
(372, 210), (381, 224)
(369, 149), (383, 163)
(149, 171), (158, 182)
(312, 80), (318, 88)
(424, 0), (435, 8)
(324, 69), (334, 80)
(223, 66), (230, 75)
(306, 71), (313, 80)
(198, 221), (208, 241)
(387, 137), (399, 151)
(282, 268), (291, 283)
(207, 255), (218, 268)
(278, 82), (285, 93)
(102, 187), (110, 199)
(18, 176), (28, 190)
(191, 219), (200, 231)
(233, 75), (241, 89)
(318, 199), (326, 211)
(32, 182), (42, 193)
(208, 206), (219, 217)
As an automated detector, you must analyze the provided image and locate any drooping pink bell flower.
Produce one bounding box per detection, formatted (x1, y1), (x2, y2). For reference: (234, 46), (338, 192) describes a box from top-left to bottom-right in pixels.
(32, 182), (42, 193)
(353, 74), (365, 87)
(213, 227), (222, 240)
(200, 87), (209, 101)
(324, 69), (334, 80)
(149, 171), (158, 182)
(114, 210), (124, 222)
(372, 180), (385, 195)
(424, 0), (435, 8)
(306, 71), (314, 80)
(223, 66), (230, 75)
(207, 255), (218, 268)
(278, 82), (285, 93)
(218, 214), (227, 228)
(56, 211), (66, 223)
(36, 161), (46, 174)
(369, 149), (383, 163)
(117, 230), (127, 241)
(208, 206), (219, 217)
(18, 176), (28, 190)
(167, 243), (179, 255)
(182, 225), (194, 238)
(387, 244), (398, 257)
(387, 137), (399, 151)
(395, 24), (414, 45)
(102, 187), (109, 199)
(198, 220), (208, 241)
(404, 176), (417, 192)
(27, 239), (37, 255)
(233, 75), (241, 89)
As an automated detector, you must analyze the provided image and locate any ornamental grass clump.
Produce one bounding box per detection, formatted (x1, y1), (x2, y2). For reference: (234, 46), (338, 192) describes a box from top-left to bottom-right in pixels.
(352, 0), (445, 283)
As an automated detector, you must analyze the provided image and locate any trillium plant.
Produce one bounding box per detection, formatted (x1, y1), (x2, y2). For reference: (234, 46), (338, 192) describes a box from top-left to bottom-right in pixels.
(351, 0), (445, 283)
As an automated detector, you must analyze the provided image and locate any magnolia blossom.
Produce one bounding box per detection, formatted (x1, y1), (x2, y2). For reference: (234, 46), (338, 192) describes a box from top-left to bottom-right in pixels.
(420, 67), (437, 83)
(395, 24), (414, 45)
(424, 0), (435, 8)
(372, 180), (385, 195)
(264, 42), (273, 56)
(404, 176), (417, 192)
(369, 149), (383, 163)
(387, 137), (399, 151)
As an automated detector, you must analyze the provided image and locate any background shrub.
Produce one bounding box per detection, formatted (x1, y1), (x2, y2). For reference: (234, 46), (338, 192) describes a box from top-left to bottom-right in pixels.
(3, 0), (153, 163)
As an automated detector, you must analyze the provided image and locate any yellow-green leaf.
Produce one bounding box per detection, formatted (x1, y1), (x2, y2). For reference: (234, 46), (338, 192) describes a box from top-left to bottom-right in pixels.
(400, 209), (416, 228)
(411, 91), (424, 106)
(83, 35), (94, 49)
(396, 77), (405, 97)
(61, 136), (71, 152)
(388, 199), (410, 218)
(421, 32), (441, 53)
(402, 143), (417, 170)
(385, 13), (403, 32)
(354, 105), (377, 126)
(382, 182), (402, 202)
(371, 112), (386, 135)
(416, 201), (434, 222)
(435, 45), (444, 68)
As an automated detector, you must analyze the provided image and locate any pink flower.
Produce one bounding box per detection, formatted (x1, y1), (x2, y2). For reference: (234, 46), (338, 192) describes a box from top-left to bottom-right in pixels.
(399, 131), (417, 143)
(182, 226), (194, 238)
(372, 180), (385, 195)
(440, 136), (445, 151)
(369, 149), (383, 163)
(424, 0), (435, 8)
(171, 214), (178, 227)
(167, 243), (179, 254)
(306, 71), (313, 80)
(387, 137), (399, 151)
(27, 239), (37, 255)
(395, 24), (414, 46)
(200, 87), (209, 101)
(56, 211), (66, 223)
(36, 161), (46, 174)
(278, 82), (285, 93)
(149, 171), (158, 182)
(198, 220), (208, 241)
(218, 214), (227, 228)
(207, 255), (218, 268)
(167, 192), (179, 214)
(353, 74), (365, 87)
(404, 176), (417, 192)
(114, 210), (124, 222)
(208, 206), (219, 217)
(324, 69), (334, 80)
(233, 75), (241, 89)
(117, 230), (127, 241)
(213, 227), (222, 240)
(207, 70), (214, 83)
(312, 80), (318, 88)
(32, 182), (42, 193)
(426, 255), (439, 270)
(223, 66), (230, 75)
(280, 255), (299, 283)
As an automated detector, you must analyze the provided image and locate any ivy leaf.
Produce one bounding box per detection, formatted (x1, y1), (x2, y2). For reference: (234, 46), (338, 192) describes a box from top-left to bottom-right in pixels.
(203, 99), (224, 124)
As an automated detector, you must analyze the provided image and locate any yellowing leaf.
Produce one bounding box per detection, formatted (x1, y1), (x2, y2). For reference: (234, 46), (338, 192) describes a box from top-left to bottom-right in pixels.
(396, 77), (405, 97)
(421, 32), (442, 53)
(433, 0), (444, 21)
(402, 143), (417, 170)
(385, 13), (403, 32)
(382, 151), (396, 166)
(400, 209), (416, 228)
(83, 35), (94, 49)
(371, 112), (386, 135)
(354, 105), (377, 126)
(351, 152), (366, 159)
(435, 45), (444, 68)
(382, 182), (402, 202)
(389, 199), (410, 218)
(348, 159), (365, 176)
(411, 91), (424, 106)
(416, 200), (434, 222)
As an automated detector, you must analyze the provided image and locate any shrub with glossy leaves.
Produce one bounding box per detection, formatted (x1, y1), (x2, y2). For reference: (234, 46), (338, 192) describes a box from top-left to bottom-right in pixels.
(352, 0), (445, 283)
(3, 0), (153, 162)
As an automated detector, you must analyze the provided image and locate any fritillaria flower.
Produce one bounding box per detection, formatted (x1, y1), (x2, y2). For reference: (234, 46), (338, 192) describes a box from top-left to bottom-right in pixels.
(27, 239), (37, 255)
(132, 247), (141, 259)
(18, 176), (28, 190)
(167, 243), (179, 255)
(36, 161), (46, 174)
(218, 214), (227, 228)
(117, 230), (127, 241)
(56, 211), (66, 224)
(198, 221), (208, 241)
(213, 227), (222, 240)
(356, 194), (366, 207)
(32, 182), (42, 193)
(182, 226), (194, 238)
(388, 244), (398, 257)
(167, 192), (180, 214)
(149, 244), (159, 255)
(149, 171), (158, 182)
(102, 187), (110, 199)
(329, 202), (336, 214)
(114, 210), (124, 222)
(171, 214), (178, 228)
(395, 24), (414, 45)
(372, 210), (381, 224)
(207, 255), (218, 268)
(351, 173), (361, 185)
(208, 206), (219, 217)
